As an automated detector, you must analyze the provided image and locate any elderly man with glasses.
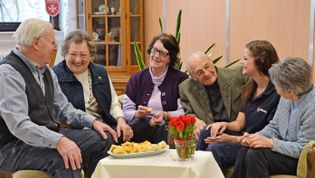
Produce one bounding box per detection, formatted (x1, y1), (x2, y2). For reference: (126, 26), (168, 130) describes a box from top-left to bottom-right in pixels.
(179, 51), (248, 138)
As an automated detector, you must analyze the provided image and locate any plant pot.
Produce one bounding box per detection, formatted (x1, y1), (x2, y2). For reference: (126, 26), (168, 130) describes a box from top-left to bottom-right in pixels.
(174, 139), (196, 161)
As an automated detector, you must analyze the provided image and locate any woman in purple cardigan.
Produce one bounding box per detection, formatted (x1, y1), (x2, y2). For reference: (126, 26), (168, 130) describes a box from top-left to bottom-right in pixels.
(123, 33), (188, 143)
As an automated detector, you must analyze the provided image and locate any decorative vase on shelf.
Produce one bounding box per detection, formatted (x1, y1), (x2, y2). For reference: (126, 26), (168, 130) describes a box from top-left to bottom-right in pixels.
(174, 138), (196, 161)
(111, 7), (115, 14)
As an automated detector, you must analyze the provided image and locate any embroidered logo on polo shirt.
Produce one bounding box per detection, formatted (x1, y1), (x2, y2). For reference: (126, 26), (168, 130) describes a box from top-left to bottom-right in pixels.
(257, 107), (267, 114)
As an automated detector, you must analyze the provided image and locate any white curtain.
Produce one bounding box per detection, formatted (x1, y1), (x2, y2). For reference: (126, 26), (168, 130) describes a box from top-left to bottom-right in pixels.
(60, 0), (77, 37)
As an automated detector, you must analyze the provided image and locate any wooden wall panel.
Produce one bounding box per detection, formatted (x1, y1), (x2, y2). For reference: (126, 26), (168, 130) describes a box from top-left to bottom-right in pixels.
(145, 0), (227, 68)
(165, 0), (227, 68)
(144, 1), (164, 64)
(144, 0), (312, 71)
(230, 0), (310, 62)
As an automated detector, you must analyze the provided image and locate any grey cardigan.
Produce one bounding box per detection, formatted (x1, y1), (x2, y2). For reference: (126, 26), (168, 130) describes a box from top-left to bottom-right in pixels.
(258, 87), (315, 158)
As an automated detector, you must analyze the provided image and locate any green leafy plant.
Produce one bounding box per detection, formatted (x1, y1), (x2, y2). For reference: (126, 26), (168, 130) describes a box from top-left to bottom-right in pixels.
(133, 43), (146, 70)
(134, 9), (239, 71)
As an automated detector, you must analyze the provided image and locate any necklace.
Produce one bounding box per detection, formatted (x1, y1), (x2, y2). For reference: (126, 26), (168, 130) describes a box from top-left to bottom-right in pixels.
(87, 70), (93, 104)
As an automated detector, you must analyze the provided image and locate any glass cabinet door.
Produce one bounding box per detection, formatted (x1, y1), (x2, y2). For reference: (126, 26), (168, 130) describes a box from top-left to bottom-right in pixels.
(88, 0), (122, 67)
(77, 0), (143, 73)
(76, 0), (85, 30)
(129, 0), (143, 67)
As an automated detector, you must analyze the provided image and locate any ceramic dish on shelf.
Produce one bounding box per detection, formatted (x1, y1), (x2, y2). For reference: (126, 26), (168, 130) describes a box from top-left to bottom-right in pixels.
(92, 32), (99, 40)
(98, 4), (105, 12)
(108, 145), (169, 158)
(94, 11), (105, 15)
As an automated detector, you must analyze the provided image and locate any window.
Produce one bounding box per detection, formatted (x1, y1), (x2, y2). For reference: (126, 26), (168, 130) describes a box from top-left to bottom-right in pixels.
(0, 0), (49, 31)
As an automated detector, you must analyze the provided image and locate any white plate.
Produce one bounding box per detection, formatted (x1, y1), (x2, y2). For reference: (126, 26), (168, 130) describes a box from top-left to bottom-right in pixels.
(108, 145), (169, 158)
(94, 11), (105, 15)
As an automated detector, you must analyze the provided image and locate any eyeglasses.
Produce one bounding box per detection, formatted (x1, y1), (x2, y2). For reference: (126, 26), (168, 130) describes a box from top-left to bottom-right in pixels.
(194, 63), (215, 78)
(151, 47), (169, 57)
(68, 52), (90, 60)
(39, 36), (58, 47)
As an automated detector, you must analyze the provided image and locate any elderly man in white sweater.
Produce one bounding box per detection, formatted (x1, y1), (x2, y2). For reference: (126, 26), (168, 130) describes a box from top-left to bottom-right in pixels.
(232, 57), (315, 178)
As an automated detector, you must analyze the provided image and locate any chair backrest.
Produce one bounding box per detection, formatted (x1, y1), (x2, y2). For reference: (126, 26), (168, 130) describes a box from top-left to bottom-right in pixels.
(49, 51), (57, 67)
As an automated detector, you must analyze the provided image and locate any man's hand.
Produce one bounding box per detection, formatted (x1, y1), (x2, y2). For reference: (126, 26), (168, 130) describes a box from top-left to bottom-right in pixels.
(207, 122), (228, 138)
(56, 137), (82, 170)
(135, 105), (152, 119)
(116, 117), (133, 141)
(92, 120), (118, 143)
(194, 118), (206, 139)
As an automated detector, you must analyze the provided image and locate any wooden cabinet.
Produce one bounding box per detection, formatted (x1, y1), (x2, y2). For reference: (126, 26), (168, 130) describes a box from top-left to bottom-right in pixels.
(76, 0), (144, 94)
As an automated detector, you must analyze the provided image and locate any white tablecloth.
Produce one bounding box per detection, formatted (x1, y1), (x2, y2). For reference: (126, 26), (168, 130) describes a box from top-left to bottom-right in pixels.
(92, 149), (224, 178)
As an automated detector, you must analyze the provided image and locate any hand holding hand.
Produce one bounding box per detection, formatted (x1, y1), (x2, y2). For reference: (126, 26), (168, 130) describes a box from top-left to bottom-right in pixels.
(56, 137), (82, 170)
(207, 122), (228, 138)
(238, 132), (251, 146)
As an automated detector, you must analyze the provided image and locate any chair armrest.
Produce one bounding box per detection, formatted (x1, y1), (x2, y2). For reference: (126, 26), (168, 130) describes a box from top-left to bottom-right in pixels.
(297, 140), (315, 178)
(307, 142), (315, 178)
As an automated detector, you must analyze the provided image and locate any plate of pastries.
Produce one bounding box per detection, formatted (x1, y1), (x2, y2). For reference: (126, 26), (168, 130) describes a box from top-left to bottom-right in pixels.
(108, 140), (169, 158)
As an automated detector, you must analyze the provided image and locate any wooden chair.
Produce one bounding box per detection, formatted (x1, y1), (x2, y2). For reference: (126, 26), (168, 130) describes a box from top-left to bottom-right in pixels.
(307, 142), (315, 178)
(12, 170), (52, 178)
(49, 51), (57, 67)
(225, 140), (315, 178)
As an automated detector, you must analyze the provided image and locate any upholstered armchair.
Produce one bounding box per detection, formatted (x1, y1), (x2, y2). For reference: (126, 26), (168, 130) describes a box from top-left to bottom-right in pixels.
(225, 140), (315, 178)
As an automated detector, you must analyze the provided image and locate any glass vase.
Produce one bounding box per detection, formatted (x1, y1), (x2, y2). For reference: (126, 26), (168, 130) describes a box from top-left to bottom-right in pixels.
(174, 139), (196, 161)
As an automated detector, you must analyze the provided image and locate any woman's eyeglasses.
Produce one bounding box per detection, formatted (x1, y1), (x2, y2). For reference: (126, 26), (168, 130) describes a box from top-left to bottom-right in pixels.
(151, 47), (169, 57)
(68, 52), (90, 60)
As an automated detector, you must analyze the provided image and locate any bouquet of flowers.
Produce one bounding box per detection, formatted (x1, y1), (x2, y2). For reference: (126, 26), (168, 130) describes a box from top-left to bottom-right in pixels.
(168, 115), (196, 140)
(168, 115), (197, 161)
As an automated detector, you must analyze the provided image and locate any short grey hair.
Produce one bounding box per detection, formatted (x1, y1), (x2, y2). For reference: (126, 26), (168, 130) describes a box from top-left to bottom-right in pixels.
(62, 30), (96, 57)
(269, 57), (313, 96)
(13, 18), (52, 47)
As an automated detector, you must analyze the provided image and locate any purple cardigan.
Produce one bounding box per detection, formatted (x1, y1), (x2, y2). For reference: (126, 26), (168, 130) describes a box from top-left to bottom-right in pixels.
(125, 67), (188, 111)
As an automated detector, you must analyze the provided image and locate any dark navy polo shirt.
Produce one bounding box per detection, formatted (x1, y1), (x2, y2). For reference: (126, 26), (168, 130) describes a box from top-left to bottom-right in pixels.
(241, 81), (280, 133)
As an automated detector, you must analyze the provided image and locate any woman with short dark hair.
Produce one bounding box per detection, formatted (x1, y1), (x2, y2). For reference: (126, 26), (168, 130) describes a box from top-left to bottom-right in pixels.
(123, 33), (188, 143)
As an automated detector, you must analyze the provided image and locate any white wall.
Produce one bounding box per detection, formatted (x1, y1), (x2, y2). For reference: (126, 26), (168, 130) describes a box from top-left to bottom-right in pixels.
(0, 31), (64, 65)
(0, 32), (15, 59)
